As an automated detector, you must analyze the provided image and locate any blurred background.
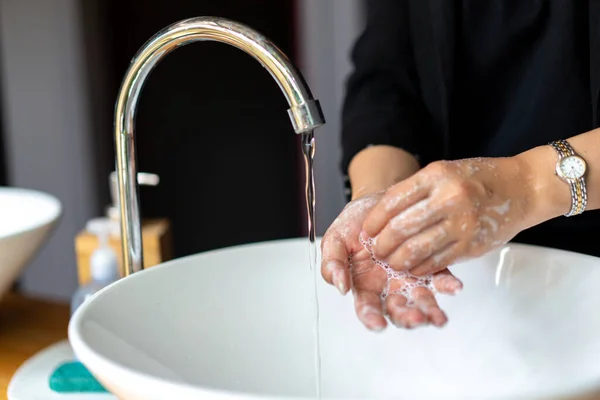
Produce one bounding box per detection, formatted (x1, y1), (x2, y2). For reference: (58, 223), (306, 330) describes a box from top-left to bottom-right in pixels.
(0, 0), (364, 301)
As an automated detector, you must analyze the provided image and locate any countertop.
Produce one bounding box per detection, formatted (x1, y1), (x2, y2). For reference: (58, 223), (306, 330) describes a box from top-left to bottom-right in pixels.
(0, 293), (70, 399)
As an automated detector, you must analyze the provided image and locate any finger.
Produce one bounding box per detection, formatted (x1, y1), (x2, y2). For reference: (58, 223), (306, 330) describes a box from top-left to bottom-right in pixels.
(432, 269), (463, 295)
(320, 235), (351, 295)
(385, 293), (428, 329)
(409, 242), (462, 276)
(386, 222), (455, 271)
(354, 290), (387, 331)
(412, 287), (448, 327)
(370, 199), (442, 260)
(362, 175), (429, 238)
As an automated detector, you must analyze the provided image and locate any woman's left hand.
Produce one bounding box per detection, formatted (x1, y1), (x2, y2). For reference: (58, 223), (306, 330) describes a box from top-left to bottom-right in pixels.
(362, 156), (539, 276)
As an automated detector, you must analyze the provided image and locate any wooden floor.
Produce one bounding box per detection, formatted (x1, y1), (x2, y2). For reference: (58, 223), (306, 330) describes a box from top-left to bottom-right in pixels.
(0, 293), (70, 399)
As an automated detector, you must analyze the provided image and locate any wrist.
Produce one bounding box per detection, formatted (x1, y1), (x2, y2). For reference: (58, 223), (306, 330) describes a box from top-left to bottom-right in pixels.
(348, 145), (420, 201)
(513, 145), (572, 225)
(351, 183), (388, 201)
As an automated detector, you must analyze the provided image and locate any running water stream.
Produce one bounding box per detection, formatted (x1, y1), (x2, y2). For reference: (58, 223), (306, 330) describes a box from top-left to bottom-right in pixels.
(301, 131), (321, 398)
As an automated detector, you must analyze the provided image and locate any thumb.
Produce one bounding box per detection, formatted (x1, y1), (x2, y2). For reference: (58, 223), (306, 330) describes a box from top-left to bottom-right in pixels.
(321, 234), (351, 295)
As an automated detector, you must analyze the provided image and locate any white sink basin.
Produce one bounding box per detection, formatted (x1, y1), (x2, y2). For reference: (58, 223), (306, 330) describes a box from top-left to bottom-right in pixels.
(0, 187), (62, 298)
(69, 238), (600, 400)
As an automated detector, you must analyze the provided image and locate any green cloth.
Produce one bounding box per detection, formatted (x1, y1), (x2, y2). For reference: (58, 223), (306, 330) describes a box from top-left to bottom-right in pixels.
(49, 361), (108, 393)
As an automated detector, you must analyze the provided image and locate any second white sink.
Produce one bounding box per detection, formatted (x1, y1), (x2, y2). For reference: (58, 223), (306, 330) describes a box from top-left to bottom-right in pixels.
(0, 187), (61, 298)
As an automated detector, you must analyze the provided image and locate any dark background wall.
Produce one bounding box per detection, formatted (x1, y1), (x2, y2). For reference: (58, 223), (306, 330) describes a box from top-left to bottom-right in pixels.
(0, 113), (5, 186)
(93, 0), (303, 258)
(0, 0), (361, 300)
(0, 51), (6, 186)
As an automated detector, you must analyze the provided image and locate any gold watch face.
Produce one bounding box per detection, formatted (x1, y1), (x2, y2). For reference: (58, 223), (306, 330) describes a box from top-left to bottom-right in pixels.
(557, 155), (586, 180)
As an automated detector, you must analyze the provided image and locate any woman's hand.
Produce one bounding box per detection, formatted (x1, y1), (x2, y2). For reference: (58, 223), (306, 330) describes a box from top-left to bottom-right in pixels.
(321, 192), (463, 331)
(362, 156), (538, 276)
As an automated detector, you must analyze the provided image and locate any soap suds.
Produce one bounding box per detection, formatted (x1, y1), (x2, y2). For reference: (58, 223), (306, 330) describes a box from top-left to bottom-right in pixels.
(489, 200), (511, 216)
(349, 234), (437, 306)
(333, 194), (381, 240)
(384, 184), (423, 212)
(447, 157), (496, 174)
(389, 199), (434, 229)
(479, 215), (499, 233)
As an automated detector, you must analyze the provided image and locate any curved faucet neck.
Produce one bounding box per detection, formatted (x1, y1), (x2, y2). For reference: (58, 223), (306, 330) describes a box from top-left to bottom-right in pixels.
(113, 17), (325, 276)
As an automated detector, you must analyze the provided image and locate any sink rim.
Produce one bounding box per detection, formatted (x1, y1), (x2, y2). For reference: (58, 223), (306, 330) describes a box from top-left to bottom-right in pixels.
(0, 186), (62, 240)
(69, 238), (600, 400)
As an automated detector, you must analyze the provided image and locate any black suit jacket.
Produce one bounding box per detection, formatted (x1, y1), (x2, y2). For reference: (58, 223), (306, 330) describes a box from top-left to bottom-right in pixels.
(341, 0), (600, 174)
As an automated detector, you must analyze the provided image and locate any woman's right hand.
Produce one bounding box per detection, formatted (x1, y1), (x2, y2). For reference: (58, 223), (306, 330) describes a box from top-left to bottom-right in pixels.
(321, 192), (463, 331)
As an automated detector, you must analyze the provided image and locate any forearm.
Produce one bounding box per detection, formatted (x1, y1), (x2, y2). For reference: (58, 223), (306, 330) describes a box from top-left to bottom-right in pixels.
(516, 127), (600, 224)
(348, 145), (420, 200)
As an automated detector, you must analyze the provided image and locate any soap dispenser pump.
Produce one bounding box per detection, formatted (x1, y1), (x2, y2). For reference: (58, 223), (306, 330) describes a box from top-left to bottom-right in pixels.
(74, 171), (173, 286)
(107, 171), (160, 222)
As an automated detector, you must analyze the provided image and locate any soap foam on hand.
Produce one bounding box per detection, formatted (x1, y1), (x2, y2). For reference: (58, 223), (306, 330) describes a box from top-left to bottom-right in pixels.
(356, 234), (438, 305)
(349, 233), (461, 329)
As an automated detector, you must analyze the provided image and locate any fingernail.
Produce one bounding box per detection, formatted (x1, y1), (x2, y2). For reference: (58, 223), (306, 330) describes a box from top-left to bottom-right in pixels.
(408, 319), (426, 329)
(335, 272), (346, 295)
(364, 312), (385, 332)
(331, 275), (340, 291)
(433, 313), (448, 327)
(446, 281), (463, 294)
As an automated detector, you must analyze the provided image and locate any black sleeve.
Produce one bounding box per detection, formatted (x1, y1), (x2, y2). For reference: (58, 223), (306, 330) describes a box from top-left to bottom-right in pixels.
(341, 0), (429, 182)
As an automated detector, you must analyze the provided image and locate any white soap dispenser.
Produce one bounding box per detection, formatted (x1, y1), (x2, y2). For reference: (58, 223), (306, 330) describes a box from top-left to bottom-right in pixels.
(71, 217), (120, 317)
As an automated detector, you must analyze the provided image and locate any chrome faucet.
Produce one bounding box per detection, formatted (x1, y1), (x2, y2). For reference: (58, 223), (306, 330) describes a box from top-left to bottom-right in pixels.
(113, 17), (326, 276)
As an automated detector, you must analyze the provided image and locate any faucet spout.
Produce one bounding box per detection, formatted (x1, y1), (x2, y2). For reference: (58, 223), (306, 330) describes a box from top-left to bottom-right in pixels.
(114, 17), (325, 276)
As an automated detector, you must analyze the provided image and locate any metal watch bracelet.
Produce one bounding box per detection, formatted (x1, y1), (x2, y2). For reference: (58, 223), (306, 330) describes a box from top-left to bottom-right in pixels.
(549, 139), (588, 217)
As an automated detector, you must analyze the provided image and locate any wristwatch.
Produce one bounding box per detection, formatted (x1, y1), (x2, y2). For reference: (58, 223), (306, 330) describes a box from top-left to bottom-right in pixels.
(549, 139), (588, 217)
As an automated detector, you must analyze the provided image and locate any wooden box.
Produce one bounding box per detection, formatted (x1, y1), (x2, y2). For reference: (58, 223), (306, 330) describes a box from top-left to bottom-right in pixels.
(74, 218), (173, 286)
